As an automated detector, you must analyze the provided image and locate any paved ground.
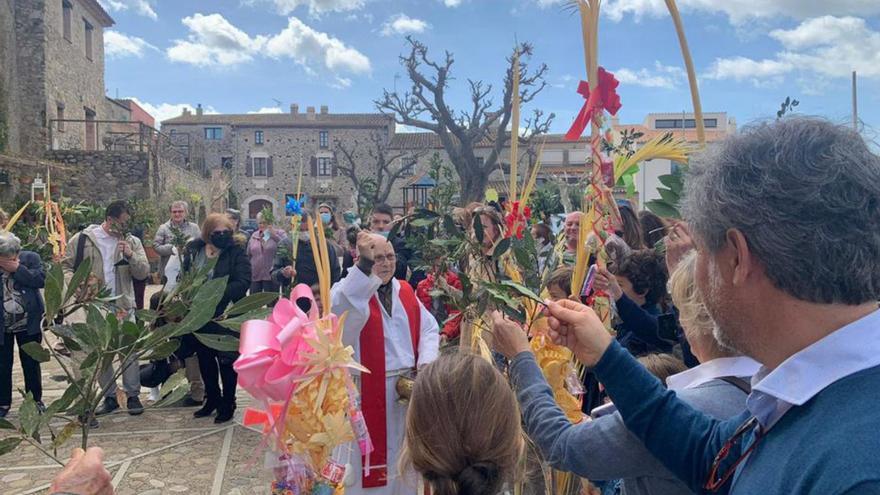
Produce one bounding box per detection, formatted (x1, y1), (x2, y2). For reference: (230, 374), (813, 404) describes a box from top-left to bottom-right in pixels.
(0, 286), (270, 495)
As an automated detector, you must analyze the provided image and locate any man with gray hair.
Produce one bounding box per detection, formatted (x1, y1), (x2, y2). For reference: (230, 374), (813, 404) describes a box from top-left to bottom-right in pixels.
(539, 117), (880, 494)
(153, 201), (201, 278)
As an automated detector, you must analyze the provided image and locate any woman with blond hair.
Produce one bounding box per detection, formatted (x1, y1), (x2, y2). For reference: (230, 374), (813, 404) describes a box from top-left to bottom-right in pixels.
(182, 213), (251, 423)
(401, 352), (523, 495)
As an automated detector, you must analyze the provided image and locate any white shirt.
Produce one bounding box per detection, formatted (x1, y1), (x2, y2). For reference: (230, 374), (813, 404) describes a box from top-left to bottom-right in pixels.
(89, 225), (119, 296)
(331, 266), (440, 372)
(747, 308), (880, 430)
(666, 356), (761, 391)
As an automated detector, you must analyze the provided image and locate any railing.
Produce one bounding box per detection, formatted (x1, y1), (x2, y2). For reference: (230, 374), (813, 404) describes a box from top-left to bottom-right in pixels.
(47, 119), (209, 177)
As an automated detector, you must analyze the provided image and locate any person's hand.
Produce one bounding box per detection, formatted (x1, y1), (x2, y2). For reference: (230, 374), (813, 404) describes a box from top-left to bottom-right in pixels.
(356, 231), (385, 262)
(117, 241), (132, 259)
(490, 311), (531, 359)
(49, 447), (113, 495)
(545, 299), (613, 367)
(593, 267), (623, 301)
(282, 266), (296, 279)
(665, 222), (694, 273)
(0, 258), (19, 273)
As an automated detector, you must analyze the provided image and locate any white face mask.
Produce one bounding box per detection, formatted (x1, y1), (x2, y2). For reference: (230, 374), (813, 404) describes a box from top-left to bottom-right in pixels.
(299, 232), (310, 243)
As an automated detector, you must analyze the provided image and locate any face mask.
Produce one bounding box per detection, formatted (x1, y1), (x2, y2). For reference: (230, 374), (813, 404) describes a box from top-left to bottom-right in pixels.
(376, 231), (390, 239)
(211, 231), (233, 249)
(320, 213), (332, 225)
(299, 232), (311, 243)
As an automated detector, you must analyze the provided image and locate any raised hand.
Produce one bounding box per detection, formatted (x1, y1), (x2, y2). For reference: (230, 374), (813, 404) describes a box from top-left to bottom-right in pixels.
(545, 299), (613, 367)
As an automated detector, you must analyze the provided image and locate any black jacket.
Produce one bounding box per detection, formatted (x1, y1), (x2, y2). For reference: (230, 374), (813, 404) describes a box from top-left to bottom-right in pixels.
(182, 237), (251, 335)
(0, 251), (45, 342)
(271, 237), (340, 289)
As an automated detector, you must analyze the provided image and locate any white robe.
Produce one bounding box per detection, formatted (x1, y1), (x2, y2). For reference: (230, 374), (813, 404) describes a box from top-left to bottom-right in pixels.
(331, 267), (440, 495)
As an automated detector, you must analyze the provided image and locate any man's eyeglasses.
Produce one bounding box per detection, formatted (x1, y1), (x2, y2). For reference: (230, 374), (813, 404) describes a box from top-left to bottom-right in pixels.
(374, 254), (397, 264)
(704, 416), (763, 492)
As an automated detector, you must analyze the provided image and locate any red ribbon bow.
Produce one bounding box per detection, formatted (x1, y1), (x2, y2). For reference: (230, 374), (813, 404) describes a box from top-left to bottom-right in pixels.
(565, 67), (622, 141)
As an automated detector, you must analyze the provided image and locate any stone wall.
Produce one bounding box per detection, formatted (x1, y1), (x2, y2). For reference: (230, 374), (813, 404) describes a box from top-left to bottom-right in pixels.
(163, 122), (233, 173)
(10, 0), (48, 157)
(0, 0), (21, 154)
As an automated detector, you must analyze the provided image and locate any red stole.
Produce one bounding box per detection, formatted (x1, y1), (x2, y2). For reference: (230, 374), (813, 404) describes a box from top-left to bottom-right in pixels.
(359, 280), (421, 488)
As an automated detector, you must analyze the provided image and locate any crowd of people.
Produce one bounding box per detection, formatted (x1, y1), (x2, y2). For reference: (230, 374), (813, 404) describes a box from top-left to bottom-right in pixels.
(5, 116), (880, 494)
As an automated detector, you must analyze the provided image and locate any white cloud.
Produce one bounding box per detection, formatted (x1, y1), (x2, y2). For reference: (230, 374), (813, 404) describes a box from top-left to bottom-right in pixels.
(265, 17), (371, 74)
(104, 30), (157, 58)
(98, 0), (157, 20)
(381, 14), (430, 36)
(125, 98), (218, 127)
(442, 0), (462, 6)
(331, 77), (352, 89)
(705, 16), (880, 89)
(248, 107), (284, 114)
(598, 0), (880, 24)
(244, 0), (364, 16)
(395, 123), (423, 133)
(167, 13), (267, 66)
(614, 62), (685, 89)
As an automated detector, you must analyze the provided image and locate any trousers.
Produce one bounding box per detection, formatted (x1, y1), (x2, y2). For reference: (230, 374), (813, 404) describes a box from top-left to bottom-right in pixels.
(0, 331), (43, 406)
(100, 354), (141, 399)
(195, 341), (237, 409)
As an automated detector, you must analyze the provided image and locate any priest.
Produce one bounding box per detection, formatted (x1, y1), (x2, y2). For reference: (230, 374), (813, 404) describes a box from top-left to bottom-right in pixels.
(331, 231), (440, 495)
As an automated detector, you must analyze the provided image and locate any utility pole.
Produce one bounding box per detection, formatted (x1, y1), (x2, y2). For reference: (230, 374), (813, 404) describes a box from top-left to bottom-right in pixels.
(852, 71), (858, 131)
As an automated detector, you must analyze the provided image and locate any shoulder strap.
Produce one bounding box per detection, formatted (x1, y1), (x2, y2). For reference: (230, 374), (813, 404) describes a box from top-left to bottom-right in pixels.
(73, 233), (88, 271)
(718, 376), (752, 394)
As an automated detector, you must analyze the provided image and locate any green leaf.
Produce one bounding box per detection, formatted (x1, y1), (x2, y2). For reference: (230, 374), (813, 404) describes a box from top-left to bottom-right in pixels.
(79, 351), (100, 371)
(85, 306), (110, 348)
(19, 396), (40, 436)
(442, 214), (458, 235)
(0, 418), (14, 430)
(52, 420), (79, 449)
(409, 218), (436, 228)
(500, 280), (545, 305)
(216, 307), (272, 331)
(0, 438), (22, 456)
(658, 187), (680, 206)
(71, 322), (100, 349)
(136, 309), (160, 322)
(21, 342), (50, 363)
(492, 238), (511, 258)
(63, 257), (92, 305)
(46, 383), (83, 418)
(172, 276), (228, 338)
(428, 239), (461, 248)
(152, 370), (189, 408)
(658, 174), (683, 193)
(121, 320), (141, 338)
(142, 340), (179, 361)
(44, 263), (64, 322)
(645, 200), (681, 220)
(224, 292), (279, 317)
(49, 324), (83, 352)
(193, 333), (240, 352)
(472, 214), (484, 244)
(481, 283), (519, 309)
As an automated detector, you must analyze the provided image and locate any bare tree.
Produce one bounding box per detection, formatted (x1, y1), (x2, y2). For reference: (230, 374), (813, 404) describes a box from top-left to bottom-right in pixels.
(334, 132), (426, 218)
(376, 37), (553, 203)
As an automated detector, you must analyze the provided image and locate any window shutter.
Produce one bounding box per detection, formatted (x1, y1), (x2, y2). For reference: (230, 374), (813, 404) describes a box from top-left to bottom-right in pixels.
(310, 156), (318, 176)
(331, 157), (338, 177)
(267, 157), (274, 177)
(246, 157), (253, 177)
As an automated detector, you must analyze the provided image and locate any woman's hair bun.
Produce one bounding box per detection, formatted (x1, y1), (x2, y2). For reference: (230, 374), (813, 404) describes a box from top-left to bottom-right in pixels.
(456, 462), (501, 495)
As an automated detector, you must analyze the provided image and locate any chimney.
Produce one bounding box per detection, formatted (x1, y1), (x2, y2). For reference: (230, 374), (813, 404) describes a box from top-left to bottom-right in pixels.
(182, 108), (191, 116)
(196, 103), (203, 116)
(320, 105), (328, 114)
(290, 103), (299, 115)
(306, 106), (316, 120)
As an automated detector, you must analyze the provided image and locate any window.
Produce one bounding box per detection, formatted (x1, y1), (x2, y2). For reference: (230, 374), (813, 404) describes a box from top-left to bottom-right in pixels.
(84, 19), (93, 61)
(319, 131), (328, 149)
(401, 156), (417, 176)
(56, 103), (65, 131)
(221, 157), (233, 169)
(317, 157), (332, 176)
(253, 157), (268, 176)
(655, 118), (718, 130)
(255, 130), (264, 145)
(62, 1), (72, 41)
(204, 127), (222, 140)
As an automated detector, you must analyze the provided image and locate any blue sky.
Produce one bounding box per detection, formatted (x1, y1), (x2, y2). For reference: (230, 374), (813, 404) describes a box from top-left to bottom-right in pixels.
(100, 0), (880, 137)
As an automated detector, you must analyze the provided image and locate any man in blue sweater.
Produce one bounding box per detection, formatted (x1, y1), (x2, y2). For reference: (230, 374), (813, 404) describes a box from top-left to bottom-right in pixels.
(540, 118), (880, 494)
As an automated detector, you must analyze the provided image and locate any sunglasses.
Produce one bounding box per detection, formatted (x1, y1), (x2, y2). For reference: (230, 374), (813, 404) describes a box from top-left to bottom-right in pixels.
(704, 416), (764, 492)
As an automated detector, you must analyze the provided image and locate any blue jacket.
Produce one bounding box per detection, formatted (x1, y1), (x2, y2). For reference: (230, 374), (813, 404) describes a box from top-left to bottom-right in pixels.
(0, 250), (46, 341)
(594, 341), (880, 494)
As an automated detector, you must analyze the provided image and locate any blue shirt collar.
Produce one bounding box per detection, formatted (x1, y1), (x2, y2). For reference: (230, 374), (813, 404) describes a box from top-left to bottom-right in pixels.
(748, 308), (880, 429)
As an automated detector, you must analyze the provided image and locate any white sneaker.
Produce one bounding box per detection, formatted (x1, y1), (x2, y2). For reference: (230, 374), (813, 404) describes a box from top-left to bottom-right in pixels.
(148, 387), (161, 402)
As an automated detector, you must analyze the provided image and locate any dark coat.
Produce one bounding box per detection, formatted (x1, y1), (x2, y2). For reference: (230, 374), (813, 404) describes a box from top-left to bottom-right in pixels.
(182, 237), (251, 335)
(0, 251), (46, 343)
(271, 237), (340, 289)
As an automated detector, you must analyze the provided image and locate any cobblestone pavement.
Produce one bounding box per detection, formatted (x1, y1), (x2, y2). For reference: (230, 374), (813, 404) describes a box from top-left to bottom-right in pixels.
(0, 286), (270, 495)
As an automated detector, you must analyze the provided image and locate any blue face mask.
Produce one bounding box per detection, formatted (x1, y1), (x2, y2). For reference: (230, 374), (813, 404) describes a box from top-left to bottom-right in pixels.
(320, 212), (332, 225)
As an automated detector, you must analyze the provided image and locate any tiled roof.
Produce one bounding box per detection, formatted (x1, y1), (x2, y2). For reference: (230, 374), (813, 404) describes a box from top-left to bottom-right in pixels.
(81, 0), (114, 27)
(611, 124), (731, 144)
(389, 132), (590, 149)
(161, 112), (393, 127)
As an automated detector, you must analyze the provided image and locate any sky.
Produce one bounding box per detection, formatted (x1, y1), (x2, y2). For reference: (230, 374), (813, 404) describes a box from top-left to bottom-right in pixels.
(99, 0), (880, 138)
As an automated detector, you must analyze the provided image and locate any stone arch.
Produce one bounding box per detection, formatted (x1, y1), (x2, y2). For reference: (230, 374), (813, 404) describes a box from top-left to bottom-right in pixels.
(243, 194), (277, 219)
